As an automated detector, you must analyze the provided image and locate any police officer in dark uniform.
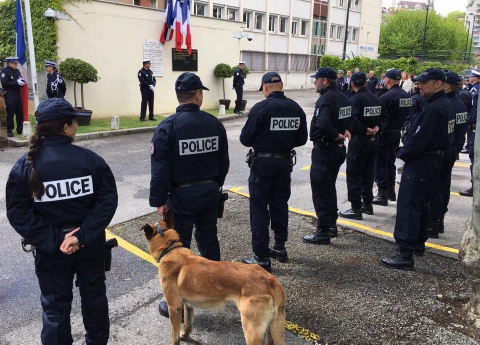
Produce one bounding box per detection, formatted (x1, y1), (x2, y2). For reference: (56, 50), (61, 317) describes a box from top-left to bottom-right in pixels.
(1, 57), (25, 137)
(336, 70), (346, 91)
(138, 59), (157, 121)
(381, 68), (451, 270)
(233, 61), (246, 114)
(459, 76), (473, 155)
(303, 67), (351, 246)
(150, 72), (230, 317)
(428, 71), (468, 238)
(339, 72), (389, 220)
(6, 98), (118, 345)
(240, 72), (307, 271)
(372, 69), (411, 206)
(367, 70), (379, 96)
(45, 60), (66, 98)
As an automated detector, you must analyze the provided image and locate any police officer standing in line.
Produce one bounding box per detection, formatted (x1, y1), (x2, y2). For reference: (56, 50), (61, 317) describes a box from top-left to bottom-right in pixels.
(381, 68), (451, 270)
(428, 71), (468, 238)
(303, 68), (351, 245)
(240, 72), (307, 271)
(339, 72), (389, 220)
(336, 70), (346, 91)
(1, 57), (25, 137)
(45, 60), (66, 98)
(372, 69), (411, 206)
(150, 73), (229, 317)
(138, 59), (157, 121)
(233, 61), (246, 114)
(6, 98), (118, 345)
(459, 76), (473, 154)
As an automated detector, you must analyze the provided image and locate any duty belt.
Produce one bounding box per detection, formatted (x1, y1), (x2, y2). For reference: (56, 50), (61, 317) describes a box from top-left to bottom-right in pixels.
(313, 141), (344, 148)
(172, 179), (215, 189)
(255, 152), (290, 160)
(423, 150), (442, 155)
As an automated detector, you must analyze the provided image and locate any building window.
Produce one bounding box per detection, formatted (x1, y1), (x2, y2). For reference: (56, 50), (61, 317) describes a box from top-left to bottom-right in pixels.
(269, 15), (277, 32)
(346, 26), (351, 41)
(338, 0), (345, 7)
(320, 21), (327, 37)
(213, 6), (223, 19)
(244, 11), (252, 29)
(280, 17), (288, 33)
(354, 0), (360, 10)
(330, 24), (335, 38)
(242, 51), (265, 71)
(312, 19), (320, 37)
(255, 13), (265, 31)
(227, 8), (237, 21)
(336, 25), (343, 40)
(268, 53), (288, 71)
(292, 20), (299, 35)
(301, 20), (308, 36)
(290, 54), (309, 72)
(194, 2), (206, 16)
(352, 28), (358, 42)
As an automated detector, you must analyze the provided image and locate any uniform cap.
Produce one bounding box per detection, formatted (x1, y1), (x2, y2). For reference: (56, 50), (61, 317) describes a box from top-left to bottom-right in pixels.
(412, 68), (446, 82)
(385, 68), (401, 80)
(445, 71), (460, 85)
(35, 98), (89, 123)
(351, 72), (367, 85)
(239, 61), (246, 65)
(175, 72), (209, 92)
(5, 57), (19, 63)
(310, 67), (337, 80)
(470, 69), (480, 77)
(338, 70), (344, 74)
(44, 60), (56, 67)
(143, 59), (151, 64)
(258, 72), (283, 91)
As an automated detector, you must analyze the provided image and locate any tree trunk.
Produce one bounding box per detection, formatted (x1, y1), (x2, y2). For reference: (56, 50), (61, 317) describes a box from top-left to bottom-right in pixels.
(81, 83), (85, 111)
(73, 82), (77, 108)
(222, 77), (225, 100)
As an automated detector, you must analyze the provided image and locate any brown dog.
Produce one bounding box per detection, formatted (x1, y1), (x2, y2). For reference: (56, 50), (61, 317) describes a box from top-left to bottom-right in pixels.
(141, 212), (286, 345)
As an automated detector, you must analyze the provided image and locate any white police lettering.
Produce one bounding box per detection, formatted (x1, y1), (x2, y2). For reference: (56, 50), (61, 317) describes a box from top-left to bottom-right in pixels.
(456, 112), (468, 124)
(270, 117), (300, 131)
(363, 106), (382, 117)
(399, 98), (412, 107)
(338, 106), (352, 119)
(448, 120), (455, 134)
(179, 136), (219, 155)
(35, 176), (94, 202)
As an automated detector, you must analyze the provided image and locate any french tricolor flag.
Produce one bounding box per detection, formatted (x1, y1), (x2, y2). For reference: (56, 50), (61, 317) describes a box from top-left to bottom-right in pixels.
(173, 0), (183, 53)
(160, 0), (175, 44)
(181, 0), (192, 55)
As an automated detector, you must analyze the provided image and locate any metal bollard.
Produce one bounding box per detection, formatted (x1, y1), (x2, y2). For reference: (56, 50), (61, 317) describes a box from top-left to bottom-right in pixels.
(111, 116), (120, 130)
(219, 104), (225, 115)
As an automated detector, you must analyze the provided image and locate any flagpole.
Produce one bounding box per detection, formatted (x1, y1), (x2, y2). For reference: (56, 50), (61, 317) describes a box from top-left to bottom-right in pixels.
(23, 0), (39, 110)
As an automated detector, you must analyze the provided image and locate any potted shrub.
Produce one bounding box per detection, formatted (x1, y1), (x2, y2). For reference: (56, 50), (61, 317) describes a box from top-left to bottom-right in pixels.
(231, 65), (250, 111)
(213, 63), (233, 110)
(59, 58), (100, 126)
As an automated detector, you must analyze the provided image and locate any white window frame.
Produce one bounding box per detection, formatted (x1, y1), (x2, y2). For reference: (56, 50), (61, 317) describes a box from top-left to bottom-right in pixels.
(336, 25), (343, 40)
(312, 20), (320, 37)
(339, 0), (345, 7)
(301, 20), (308, 36)
(352, 28), (358, 42)
(244, 11), (253, 29)
(255, 12), (265, 31)
(227, 8), (237, 21)
(213, 6), (223, 19)
(280, 17), (288, 34)
(269, 15), (277, 32)
(194, 2), (206, 16)
(320, 21), (327, 38)
(354, 0), (360, 11)
(330, 24), (336, 39)
(292, 20), (299, 36)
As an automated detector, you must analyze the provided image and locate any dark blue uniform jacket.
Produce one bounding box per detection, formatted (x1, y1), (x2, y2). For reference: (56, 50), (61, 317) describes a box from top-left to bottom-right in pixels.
(446, 92), (469, 153)
(46, 72), (66, 98)
(240, 91), (308, 151)
(150, 103), (230, 207)
(1, 66), (23, 91)
(138, 68), (156, 90)
(6, 135), (118, 254)
(379, 84), (411, 130)
(347, 87), (389, 136)
(233, 68), (244, 87)
(470, 82), (479, 128)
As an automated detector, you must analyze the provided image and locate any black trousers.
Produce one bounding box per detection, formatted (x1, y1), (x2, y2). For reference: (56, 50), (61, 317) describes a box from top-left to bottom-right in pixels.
(248, 157), (291, 258)
(374, 130), (401, 189)
(140, 88), (154, 119)
(234, 86), (243, 113)
(167, 182), (220, 261)
(346, 136), (376, 209)
(35, 248), (108, 345)
(430, 148), (456, 219)
(469, 131), (475, 184)
(5, 90), (23, 134)
(394, 154), (442, 253)
(310, 144), (346, 229)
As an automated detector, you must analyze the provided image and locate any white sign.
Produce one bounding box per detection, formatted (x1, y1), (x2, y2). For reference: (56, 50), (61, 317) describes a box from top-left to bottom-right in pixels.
(143, 40), (164, 77)
(360, 45), (375, 51)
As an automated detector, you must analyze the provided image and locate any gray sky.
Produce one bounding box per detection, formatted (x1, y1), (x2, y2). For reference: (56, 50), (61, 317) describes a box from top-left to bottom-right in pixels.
(382, 0), (469, 16)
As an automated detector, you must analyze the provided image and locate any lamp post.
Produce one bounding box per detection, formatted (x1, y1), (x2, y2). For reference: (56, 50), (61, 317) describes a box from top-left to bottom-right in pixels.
(469, 14), (476, 65)
(464, 18), (471, 64)
(342, 0), (352, 60)
(421, 0), (432, 61)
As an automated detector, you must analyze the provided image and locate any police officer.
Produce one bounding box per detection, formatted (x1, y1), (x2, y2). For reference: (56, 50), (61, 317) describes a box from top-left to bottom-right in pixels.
(240, 72), (307, 271)
(428, 71), (468, 238)
(459, 76), (473, 154)
(367, 70), (379, 96)
(303, 67), (351, 246)
(1, 57), (25, 137)
(233, 61), (246, 114)
(336, 70), (346, 91)
(6, 98), (118, 345)
(381, 68), (451, 270)
(150, 72), (230, 317)
(138, 59), (157, 121)
(372, 69), (411, 206)
(45, 60), (66, 98)
(339, 72), (388, 220)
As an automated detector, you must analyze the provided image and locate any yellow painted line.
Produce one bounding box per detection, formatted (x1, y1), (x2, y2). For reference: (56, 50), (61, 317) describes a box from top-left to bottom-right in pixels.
(300, 165), (311, 171)
(454, 162), (470, 168)
(228, 187), (460, 255)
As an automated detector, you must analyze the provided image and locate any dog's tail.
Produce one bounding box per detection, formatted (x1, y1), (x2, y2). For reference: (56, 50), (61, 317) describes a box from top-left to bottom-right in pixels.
(266, 281), (286, 345)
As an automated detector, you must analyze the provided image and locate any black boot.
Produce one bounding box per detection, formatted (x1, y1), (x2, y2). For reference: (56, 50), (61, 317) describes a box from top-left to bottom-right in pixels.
(330, 225), (338, 238)
(414, 243), (425, 257)
(242, 256), (271, 272)
(439, 215), (444, 234)
(427, 219), (440, 239)
(459, 187), (473, 197)
(387, 186), (396, 201)
(380, 252), (414, 270)
(361, 202), (374, 215)
(303, 228), (330, 245)
(372, 189), (388, 206)
(339, 208), (363, 220)
(270, 243), (288, 262)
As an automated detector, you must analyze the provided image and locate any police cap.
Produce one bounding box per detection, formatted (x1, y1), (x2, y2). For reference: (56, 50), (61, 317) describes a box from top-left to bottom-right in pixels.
(338, 70), (344, 74)
(444, 71), (460, 85)
(310, 67), (336, 80)
(5, 57), (19, 63)
(470, 69), (480, 78)
(239, 61), (246, 65)
(412, 68), (446, 82)
(35, 98), (89, 123)
(175, 72), (209, 92)
(44, 60), (56, 67)
(385, 68), (401, 80)
(259, 72), (282, 91)
(351, 72), (367, 85)
(143, 59), (151, 64)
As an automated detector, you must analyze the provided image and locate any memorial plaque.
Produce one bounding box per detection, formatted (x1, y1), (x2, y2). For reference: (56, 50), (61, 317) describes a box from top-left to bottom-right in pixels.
(143, 40), (164, 76)
(172, 49), (198, 71)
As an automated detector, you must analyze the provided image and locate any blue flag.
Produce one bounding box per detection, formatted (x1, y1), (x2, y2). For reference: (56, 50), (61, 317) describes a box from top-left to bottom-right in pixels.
(15, 0), (26, 65)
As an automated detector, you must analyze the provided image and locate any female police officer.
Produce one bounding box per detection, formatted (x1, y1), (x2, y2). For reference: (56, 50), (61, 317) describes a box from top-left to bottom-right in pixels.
(6, 98), (118, 345)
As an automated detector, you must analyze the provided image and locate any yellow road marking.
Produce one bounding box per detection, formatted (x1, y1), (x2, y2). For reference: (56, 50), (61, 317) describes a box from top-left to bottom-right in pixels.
(454, 162), (470, 168)
(228, 187), (460, 255)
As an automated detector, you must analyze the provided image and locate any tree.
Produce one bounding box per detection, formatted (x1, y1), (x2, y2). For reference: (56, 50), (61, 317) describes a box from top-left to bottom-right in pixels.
(213, 63), (233, 100)
(379, 9), (469, 61)
(59, 58), (99, 111)
(446, 10), (466, 21)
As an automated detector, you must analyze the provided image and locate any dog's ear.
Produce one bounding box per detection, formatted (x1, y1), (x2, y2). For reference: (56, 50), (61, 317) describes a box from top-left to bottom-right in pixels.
(164, 210), (175, 229)
(141, 223), (156, 240)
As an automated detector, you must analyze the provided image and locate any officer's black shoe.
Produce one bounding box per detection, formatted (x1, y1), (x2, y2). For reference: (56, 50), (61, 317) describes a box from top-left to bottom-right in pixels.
(459, 187), (473, 197)
(427, 218), (440, 239)
(361, 202), (374, 215)
(139, 117), (146, 122)
(387, 186), (396, 201)
(149, 117), (157, 121)
(159, 301), (184, 322)
(339, 208), (363, 220)
(270, 244), (288, 263)
(234, 111), (240, 115)
(330, 225), (338, 238)
(461, 148), (469, 154)
(303, 230), (330, 245)
(7, 132), (14, 137)
(242, 256), (271, 272)
(372, 189), (388, 206)
(414, 244), (426, 257)
(380, 252), (414, 270)
(439, 215), (444, 234)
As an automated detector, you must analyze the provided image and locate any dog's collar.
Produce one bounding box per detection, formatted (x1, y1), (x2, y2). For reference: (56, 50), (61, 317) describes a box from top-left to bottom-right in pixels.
(157, 241), (181, 262)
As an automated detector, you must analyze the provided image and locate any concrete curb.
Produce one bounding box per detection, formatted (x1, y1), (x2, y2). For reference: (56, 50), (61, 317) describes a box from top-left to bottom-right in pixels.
(6, 111), (248, 148)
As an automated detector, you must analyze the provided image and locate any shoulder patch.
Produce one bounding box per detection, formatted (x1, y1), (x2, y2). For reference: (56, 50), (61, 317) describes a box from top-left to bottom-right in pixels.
(138, 72), (142, 77)
(1, 73), (4, 78)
